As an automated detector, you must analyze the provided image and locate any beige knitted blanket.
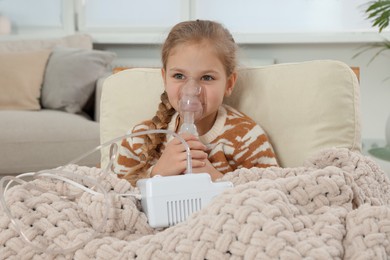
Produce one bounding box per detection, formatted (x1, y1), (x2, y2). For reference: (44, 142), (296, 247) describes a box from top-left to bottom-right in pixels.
(1, 148), (390, 259)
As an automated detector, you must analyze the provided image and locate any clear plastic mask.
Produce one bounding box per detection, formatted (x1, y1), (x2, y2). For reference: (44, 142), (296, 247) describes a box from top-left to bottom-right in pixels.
(178, 78), (206, 136)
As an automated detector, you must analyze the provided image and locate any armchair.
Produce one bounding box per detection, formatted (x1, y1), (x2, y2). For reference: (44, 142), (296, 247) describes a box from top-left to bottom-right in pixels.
(100, 59), (361, 168)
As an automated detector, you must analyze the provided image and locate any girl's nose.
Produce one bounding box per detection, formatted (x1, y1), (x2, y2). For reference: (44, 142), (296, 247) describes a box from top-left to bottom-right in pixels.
(182, 78), (202, 95)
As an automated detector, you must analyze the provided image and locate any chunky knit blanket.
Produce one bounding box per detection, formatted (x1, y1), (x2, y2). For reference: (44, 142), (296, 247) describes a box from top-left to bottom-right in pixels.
(1, 148), (390, 260)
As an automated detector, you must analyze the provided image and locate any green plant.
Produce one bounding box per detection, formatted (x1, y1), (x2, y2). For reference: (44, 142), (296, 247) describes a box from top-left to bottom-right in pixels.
(353, 0), (390, 64)
(366, 0), (390, 32)
(354, 39), (390, 64)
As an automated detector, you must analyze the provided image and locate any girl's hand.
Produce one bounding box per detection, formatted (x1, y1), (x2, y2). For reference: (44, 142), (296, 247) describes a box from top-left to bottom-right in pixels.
(151, 133), (207, 177)
(191, 158), (223, 181)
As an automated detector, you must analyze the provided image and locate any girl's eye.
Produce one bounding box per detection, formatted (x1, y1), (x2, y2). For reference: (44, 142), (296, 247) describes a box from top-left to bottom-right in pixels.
(173, 73), (185, 80)
(201, 75), (214, 81)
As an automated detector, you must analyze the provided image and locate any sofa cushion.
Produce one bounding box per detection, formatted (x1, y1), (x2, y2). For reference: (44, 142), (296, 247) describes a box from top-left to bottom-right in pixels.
(41, 47), (116, 113)
(0, 34), (92, 53)
(0, 50), (51, 110)
(0, 110), (100, 174)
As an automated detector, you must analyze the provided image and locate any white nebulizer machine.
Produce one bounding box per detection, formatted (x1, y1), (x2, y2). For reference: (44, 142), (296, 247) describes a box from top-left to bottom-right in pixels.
(137, 77), (233, 228)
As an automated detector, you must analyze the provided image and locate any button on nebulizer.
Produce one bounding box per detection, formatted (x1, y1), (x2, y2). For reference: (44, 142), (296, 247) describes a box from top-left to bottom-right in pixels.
(178, 78), (206, 136)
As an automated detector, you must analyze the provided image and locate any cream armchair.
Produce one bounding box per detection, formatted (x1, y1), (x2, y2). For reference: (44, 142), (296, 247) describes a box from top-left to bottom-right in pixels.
(99, 60), (361, 169)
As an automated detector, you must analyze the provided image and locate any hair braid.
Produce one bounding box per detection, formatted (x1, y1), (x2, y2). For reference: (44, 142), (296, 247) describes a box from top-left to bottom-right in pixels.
(123, 91), (175, 186)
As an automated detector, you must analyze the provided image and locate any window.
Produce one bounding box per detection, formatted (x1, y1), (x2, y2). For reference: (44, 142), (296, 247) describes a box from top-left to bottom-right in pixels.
(0, 0), (74, 36)
(75, 0), (189, 43)
(76, 0), (390, 43)
(191, 0), (388, 43)
(0, 0), (388, 43)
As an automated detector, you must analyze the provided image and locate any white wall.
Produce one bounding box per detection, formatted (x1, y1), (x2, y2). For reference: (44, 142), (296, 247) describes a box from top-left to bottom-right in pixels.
(96, 42), (390, 141)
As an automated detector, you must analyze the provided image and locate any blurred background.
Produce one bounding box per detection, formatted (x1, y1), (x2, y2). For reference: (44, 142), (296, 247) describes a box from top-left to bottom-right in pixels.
(1, 0), (389, 141)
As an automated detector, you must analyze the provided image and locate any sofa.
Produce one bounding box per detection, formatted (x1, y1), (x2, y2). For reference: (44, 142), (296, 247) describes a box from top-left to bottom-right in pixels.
(0, 34), (116, 175)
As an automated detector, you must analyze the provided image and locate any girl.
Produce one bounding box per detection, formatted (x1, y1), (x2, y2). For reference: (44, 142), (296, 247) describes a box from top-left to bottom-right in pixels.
(114, 20), (278, 186)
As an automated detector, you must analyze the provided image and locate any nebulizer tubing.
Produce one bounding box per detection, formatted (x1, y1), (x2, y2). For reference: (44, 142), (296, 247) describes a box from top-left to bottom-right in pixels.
(0, 129), (192, 255)
(67, 129), (193, 175)
(0, 169), (110, 255)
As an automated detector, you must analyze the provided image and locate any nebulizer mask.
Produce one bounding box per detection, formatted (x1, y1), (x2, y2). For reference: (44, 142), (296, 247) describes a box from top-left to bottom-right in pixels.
(178, 77), (206, 136)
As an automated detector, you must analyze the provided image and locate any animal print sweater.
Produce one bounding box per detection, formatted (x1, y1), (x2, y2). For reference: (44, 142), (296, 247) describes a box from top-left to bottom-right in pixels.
(114, 104), (278, 184)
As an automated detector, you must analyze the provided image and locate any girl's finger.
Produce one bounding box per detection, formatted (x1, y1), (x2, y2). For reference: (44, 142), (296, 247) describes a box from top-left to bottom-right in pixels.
(186, 140), (207, 151)
(190, 160), (206, 168)
(179, 133), (198, 141)
(190, 150), (208, 160)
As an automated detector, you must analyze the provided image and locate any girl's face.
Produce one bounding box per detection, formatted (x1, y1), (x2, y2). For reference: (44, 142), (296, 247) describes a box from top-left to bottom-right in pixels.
(162, 41), (237, 135)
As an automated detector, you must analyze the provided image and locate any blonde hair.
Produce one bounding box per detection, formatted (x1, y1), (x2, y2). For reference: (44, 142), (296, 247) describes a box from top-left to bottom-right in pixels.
(162, 20), (237, 76)
(123, 20), (238, 185)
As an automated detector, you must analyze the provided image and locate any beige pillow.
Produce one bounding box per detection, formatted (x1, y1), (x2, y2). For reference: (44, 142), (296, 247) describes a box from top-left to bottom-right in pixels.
(0, 50), (51, 110)
(99, 60), (361, 168)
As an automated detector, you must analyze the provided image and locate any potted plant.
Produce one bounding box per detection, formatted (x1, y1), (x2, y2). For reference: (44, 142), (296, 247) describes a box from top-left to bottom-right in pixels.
(355, 1), (390, 64)
(366, 0), (390, 33)
(362, 0), (390, 160)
